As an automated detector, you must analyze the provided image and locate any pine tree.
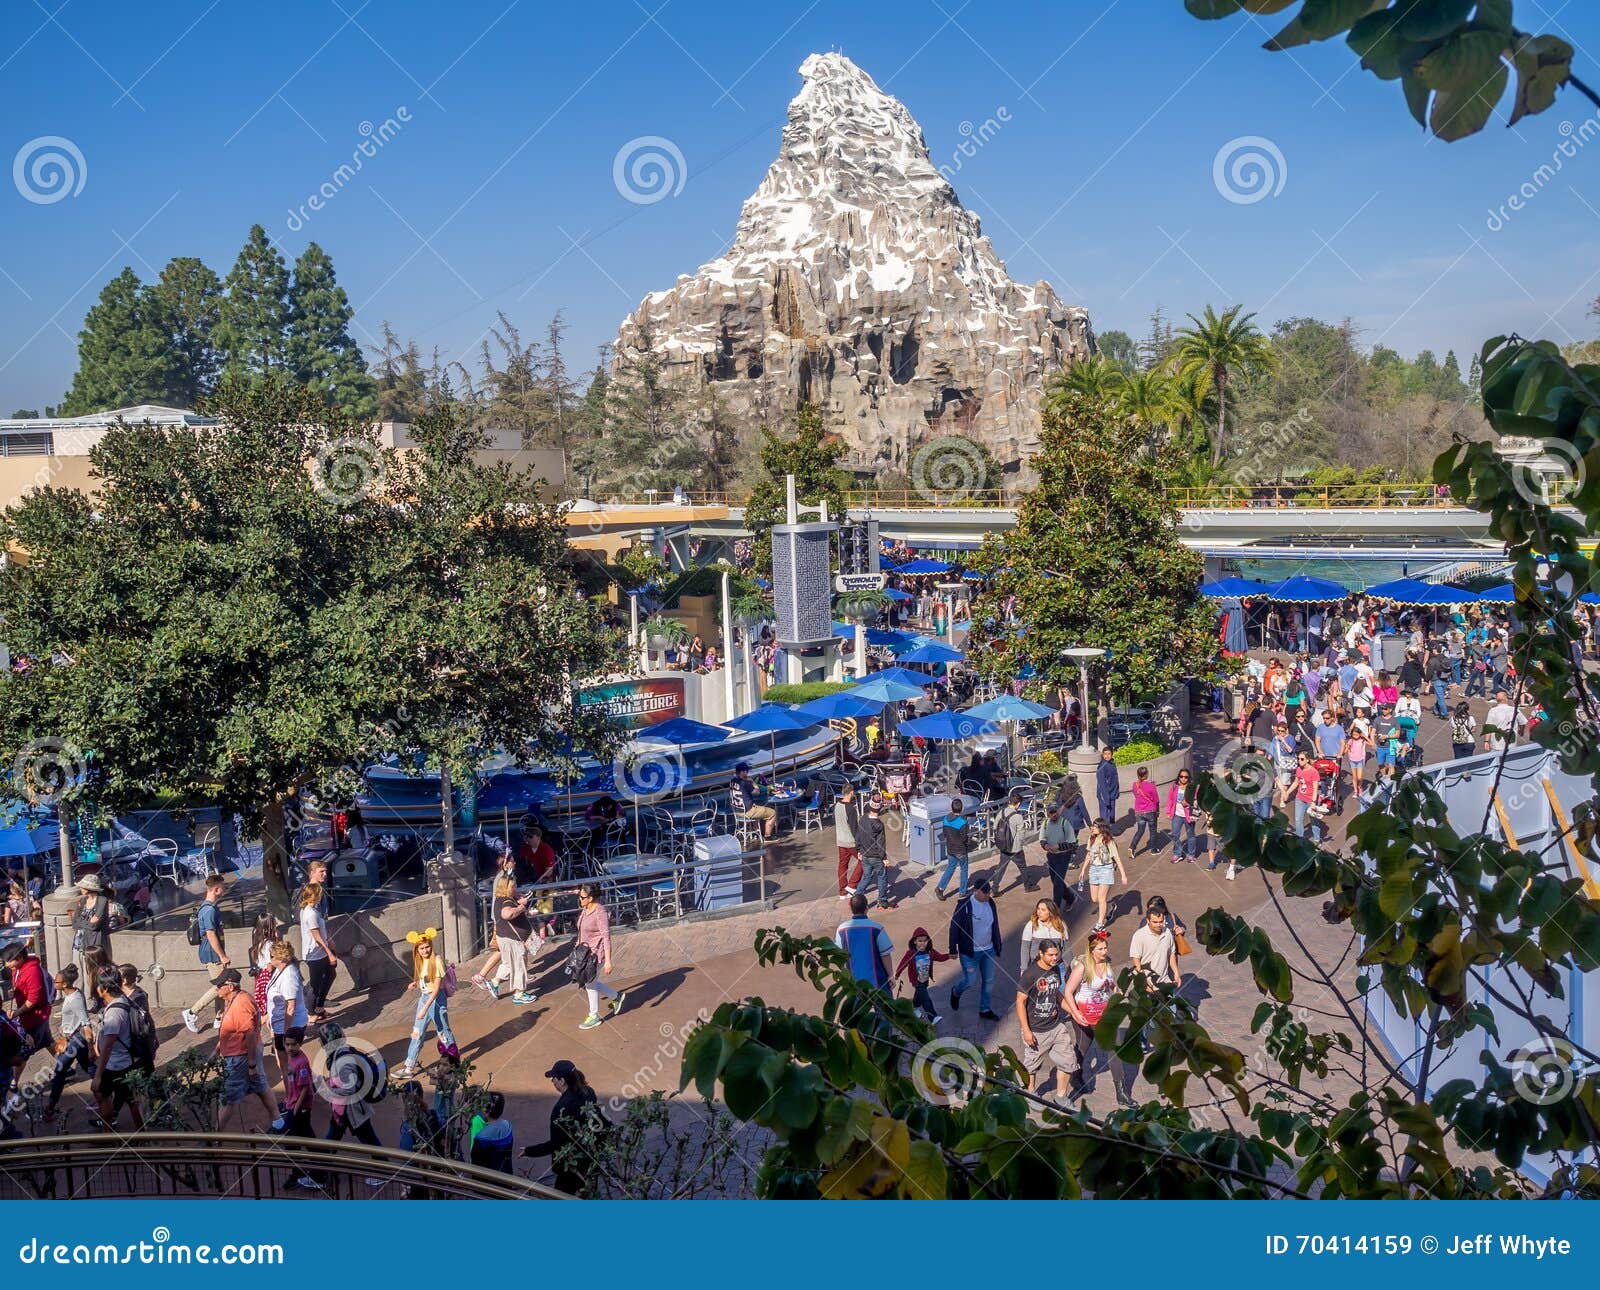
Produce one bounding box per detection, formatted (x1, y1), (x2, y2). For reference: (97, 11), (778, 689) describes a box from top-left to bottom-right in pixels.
(148, 256), (222, 406)
(287, 242), (375, 416)
(1467, 353), (1482, 397)
(215, 225), (291, 382)
(568, 355), (610, 496)
(476, 312), (548, 440)
(1437, 349), (1465, 401)
(60, 268), (178, 415)
(542, 313), (580, 482)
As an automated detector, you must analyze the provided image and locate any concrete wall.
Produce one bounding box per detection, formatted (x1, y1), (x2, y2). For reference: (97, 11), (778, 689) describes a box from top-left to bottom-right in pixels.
(40, 888), (447, 1009)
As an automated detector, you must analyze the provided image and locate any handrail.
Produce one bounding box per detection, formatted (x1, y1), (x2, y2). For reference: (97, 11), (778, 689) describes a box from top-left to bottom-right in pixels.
(0, 1131), (565, 1200)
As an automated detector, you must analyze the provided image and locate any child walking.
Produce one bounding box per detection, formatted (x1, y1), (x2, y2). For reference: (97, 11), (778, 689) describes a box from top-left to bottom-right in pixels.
(893, 927), (950, 1024)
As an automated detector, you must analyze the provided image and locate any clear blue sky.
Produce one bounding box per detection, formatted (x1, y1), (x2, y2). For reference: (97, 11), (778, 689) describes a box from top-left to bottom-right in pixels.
(3, 0), (1599, 414)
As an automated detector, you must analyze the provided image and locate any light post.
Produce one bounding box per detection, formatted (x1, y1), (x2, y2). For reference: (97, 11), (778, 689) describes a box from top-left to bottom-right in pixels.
(1062, 646), (1103, 802)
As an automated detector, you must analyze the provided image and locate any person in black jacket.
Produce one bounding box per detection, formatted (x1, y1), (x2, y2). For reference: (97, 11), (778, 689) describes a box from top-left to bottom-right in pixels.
(1095, 748), (1120, 827)
(522, 1059), (603, 1195)
(947, 879), (1003, 1020)
(854, 796), (893, 910)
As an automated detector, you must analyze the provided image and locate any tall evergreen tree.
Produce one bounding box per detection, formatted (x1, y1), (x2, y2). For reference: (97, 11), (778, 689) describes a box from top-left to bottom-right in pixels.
(215, 225), (291, 382)
(287, 242), (375, 416)
(742, 404), (850, 576)
(1096, 328), (1141, 373)
(60, 268), (177, 415)
(148, 256), (223, 407)
(568, 355), (610, 496)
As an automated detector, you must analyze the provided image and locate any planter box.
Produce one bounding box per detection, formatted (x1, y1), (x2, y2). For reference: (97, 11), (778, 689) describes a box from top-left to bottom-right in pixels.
(1070, 744), (1193, 820)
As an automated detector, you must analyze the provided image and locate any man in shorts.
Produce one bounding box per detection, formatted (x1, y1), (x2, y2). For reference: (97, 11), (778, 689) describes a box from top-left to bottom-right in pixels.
(1016, 940), (1078, 1099)
(91, 969), (145, 1130)
(214, 968), (276, 1132)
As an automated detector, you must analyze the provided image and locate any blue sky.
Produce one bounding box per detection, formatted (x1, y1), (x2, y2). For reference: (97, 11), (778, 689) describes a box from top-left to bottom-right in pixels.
(3, 0), (1599, 414)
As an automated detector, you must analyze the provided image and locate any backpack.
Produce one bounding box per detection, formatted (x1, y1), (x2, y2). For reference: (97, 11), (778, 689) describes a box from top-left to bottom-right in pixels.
(42, 968), (58, 1008)
(185, 900), (215, 948)
(440, 962), (458, 998)
(107, 997), (157, 1073)
(993, 812), (1016, 854)
(1451, 715), (1473, 744)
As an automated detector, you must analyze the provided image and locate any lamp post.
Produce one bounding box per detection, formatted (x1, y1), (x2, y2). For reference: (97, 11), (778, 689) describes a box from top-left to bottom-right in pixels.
(1062, 647), (1103, 804)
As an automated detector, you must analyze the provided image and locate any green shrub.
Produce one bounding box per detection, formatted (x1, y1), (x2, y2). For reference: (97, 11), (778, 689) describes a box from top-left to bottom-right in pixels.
(1112, 738), (1163, 766)
(760, 681), (854, 706)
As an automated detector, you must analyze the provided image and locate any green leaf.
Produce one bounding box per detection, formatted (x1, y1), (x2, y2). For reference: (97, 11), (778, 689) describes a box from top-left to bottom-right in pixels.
(1301, 0), (1387, 40)
(1347, 12), (1422, 80)
(1429, 58), (1507, 138)
(1473, 0), (1512, 30)
(1508, 33), (1574, 124)
(1403, 73), (1432, 125)
(1416, 29), (1507, 91)
(1396, 0), (1475, 41)
(1186, 0), (1243, 15)
(902, 1138), (949, 1199)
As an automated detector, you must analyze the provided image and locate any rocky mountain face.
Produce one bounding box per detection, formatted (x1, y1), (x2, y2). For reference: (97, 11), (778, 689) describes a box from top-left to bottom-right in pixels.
(612, 52), (1094, 482)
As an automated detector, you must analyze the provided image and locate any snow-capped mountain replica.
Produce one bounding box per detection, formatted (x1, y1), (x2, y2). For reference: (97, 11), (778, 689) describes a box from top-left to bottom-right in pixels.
(612, 51), (1094, 475)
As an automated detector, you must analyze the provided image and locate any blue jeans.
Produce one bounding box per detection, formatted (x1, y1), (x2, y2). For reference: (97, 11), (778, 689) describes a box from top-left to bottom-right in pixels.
(936, 851), (968, 896)
(1098, 797), (1117, 825)
(954, 949), (997, 1012)
(1171, 817), (1197, 858)
(1130, 812), (1160, 854)
(1294, 798), (1311, 838)
(857, 853), (889, 906)
(1450, 658), (1463, 684)
(1432, 678), (1449, 718)
(404, 990), (455, 1068)
(1465, 668), (1488, 698)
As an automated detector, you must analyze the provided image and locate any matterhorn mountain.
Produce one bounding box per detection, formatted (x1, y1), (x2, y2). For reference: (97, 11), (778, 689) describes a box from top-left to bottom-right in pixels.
(612, 52), (1094, 478)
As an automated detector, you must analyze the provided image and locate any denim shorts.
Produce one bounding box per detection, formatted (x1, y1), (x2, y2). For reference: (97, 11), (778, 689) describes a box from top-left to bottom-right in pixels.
(221, 1054), (267, 1105)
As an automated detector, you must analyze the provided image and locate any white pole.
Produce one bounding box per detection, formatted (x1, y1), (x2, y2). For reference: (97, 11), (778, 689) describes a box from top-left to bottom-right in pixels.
(854, 620), (868, 679)
(629, 590), (639, 646)
(785, 474), (798, 525)
(721, 569), (737, 719)
(1078, 663), (1092, 752)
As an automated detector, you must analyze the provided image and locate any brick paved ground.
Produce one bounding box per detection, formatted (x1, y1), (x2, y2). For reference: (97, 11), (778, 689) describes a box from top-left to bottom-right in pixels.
(19, 673), (1512, 1188)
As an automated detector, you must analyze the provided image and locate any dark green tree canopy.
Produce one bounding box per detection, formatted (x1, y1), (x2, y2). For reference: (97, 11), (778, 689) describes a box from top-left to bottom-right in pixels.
(288, 242), (375, 417)
(215, 224), (291, 382)
(742, 404), (850, 577)
(149, 256), (223, 408)
(60, 268), (177, 415)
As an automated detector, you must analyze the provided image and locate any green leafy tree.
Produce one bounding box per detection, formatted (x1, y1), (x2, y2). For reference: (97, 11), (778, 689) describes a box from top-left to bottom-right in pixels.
(1096, 328), (1142, 373)
(968, 387), (1216, 703)
(742, 404), (850, 578)
(371, 323), (454, 422)
(1185, 0), (1592, 139)
(149, 257), (223, 407)
(1054, 354), (1124, 401)
(60, 268), (177, 414)
(215, 225), (291, 383)
(287, 242), (376, 416)
(1174, 304), (1277, 467)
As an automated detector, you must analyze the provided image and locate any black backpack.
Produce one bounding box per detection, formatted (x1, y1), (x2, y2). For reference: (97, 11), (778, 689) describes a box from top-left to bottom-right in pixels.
(107, 997), (157, 1073)
(185, 900), (216, 948)
(993, 811), (1016, 855)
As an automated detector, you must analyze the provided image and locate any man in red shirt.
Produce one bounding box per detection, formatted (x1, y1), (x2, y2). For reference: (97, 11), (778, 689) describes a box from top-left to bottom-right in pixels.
(2, 943), (52, 1054)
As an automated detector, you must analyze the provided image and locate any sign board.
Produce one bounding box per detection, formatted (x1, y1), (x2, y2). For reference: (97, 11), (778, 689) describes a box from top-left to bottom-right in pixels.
(834, 572), (888, 593)
(575, 677), (685, 730)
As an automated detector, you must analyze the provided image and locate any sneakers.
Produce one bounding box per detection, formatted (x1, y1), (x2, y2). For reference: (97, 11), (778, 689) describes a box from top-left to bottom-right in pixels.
(844, 886), (856, 897)
(979, 1009), (1000, 1022)
(181, 1008), (200, 1034)
(928, 1013), (943, 1025)
(471, 973), (490, 992)
(949, 990), (963, 1012)
(1094, 921), (1106, 932)
(934, 887), (949, 901)
(579, 1014), (603, 1030)
(1206, 859), (1219, 871)
(485, 981), (502, 1000)
(512, 991), (537, 1005)
(609, 991), (628, 1017)
(212, 1014), (222, 1030)
(395, 1064), (418, 1079)
(1226, 863), (1238, 881)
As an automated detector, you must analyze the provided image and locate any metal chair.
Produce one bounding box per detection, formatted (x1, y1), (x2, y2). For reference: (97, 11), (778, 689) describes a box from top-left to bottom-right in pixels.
(796, 789), (825, 833)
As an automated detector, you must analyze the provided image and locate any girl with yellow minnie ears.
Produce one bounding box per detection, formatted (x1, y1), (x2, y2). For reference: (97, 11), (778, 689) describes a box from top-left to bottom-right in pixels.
(398, 928), (458, 1077)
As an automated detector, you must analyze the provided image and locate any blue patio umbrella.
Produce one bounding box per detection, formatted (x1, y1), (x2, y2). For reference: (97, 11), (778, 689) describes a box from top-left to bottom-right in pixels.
(882, 587), (913, 602)
(893, 637), (966, 664)
(1200, 576), (1270, 598)
(724, 703), (819, 778)
(1579, 591), (1600, 605)
(895, 558), (953, 574)
(795, 691), (895, 723)
(1476, 582), (1517, 602)
(964, 695), (1056, 722)
(833, 622), (918, 648)
(1265, 575), (1348, 602)
(866, 665), (939, 688)
(848, 675), (928, 704)
(634, 716), (730, 747)
(899, 711), (998, 740)
(1369, 579), (1479, 606)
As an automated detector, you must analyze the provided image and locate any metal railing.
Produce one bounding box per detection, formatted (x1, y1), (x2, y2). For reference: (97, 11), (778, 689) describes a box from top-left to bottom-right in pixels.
(0, 1132), (564, 1200)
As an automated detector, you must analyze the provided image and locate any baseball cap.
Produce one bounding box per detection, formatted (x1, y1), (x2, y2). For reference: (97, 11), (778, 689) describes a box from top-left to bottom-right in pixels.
(545, 1059), (579, 1079)
(216, 967), (243, 988)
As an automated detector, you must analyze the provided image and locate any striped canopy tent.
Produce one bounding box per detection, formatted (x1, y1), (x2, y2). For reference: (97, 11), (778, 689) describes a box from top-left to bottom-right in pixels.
(1265, 575), (1348, 602)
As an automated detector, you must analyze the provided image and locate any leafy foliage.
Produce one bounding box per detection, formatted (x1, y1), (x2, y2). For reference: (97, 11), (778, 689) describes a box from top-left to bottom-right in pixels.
(556, 1091), (760, 1199)
(742, 404), (851, 577)
(965, 387), (1216, 703)
(1185, 1), (1587, 140)
(759, 681), (855, 705)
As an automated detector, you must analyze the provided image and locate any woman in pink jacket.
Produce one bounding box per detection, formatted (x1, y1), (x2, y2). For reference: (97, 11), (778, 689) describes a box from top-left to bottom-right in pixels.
(575, 884), (626, 1031)
(1166, 768), (1198, 863)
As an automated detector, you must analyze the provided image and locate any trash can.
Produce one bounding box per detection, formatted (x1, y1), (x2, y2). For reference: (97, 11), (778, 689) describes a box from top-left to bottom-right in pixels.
(693, 834), (744, 910)
(906, 793), (953, 870)
(1379, 634), (1407, 672)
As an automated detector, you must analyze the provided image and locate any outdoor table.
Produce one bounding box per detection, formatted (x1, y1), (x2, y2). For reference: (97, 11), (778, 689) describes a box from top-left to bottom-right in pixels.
(600, 852), (678, 921)
(765, 786), (801, 830)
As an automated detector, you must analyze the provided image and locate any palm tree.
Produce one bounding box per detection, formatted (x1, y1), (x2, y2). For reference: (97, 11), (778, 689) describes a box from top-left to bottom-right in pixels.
(1173, 305), (1277, 467)
(1116, 367), (1176, 450)
(1053, 354), (1126, 403)
(834, 588), (892, 680)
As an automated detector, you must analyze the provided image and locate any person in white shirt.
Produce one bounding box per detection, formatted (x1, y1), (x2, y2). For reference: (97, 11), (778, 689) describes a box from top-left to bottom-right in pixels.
(1483, 690), (1522, 752)
(264, 940), (309, 1098)
(1394, 692), (1421, 724)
